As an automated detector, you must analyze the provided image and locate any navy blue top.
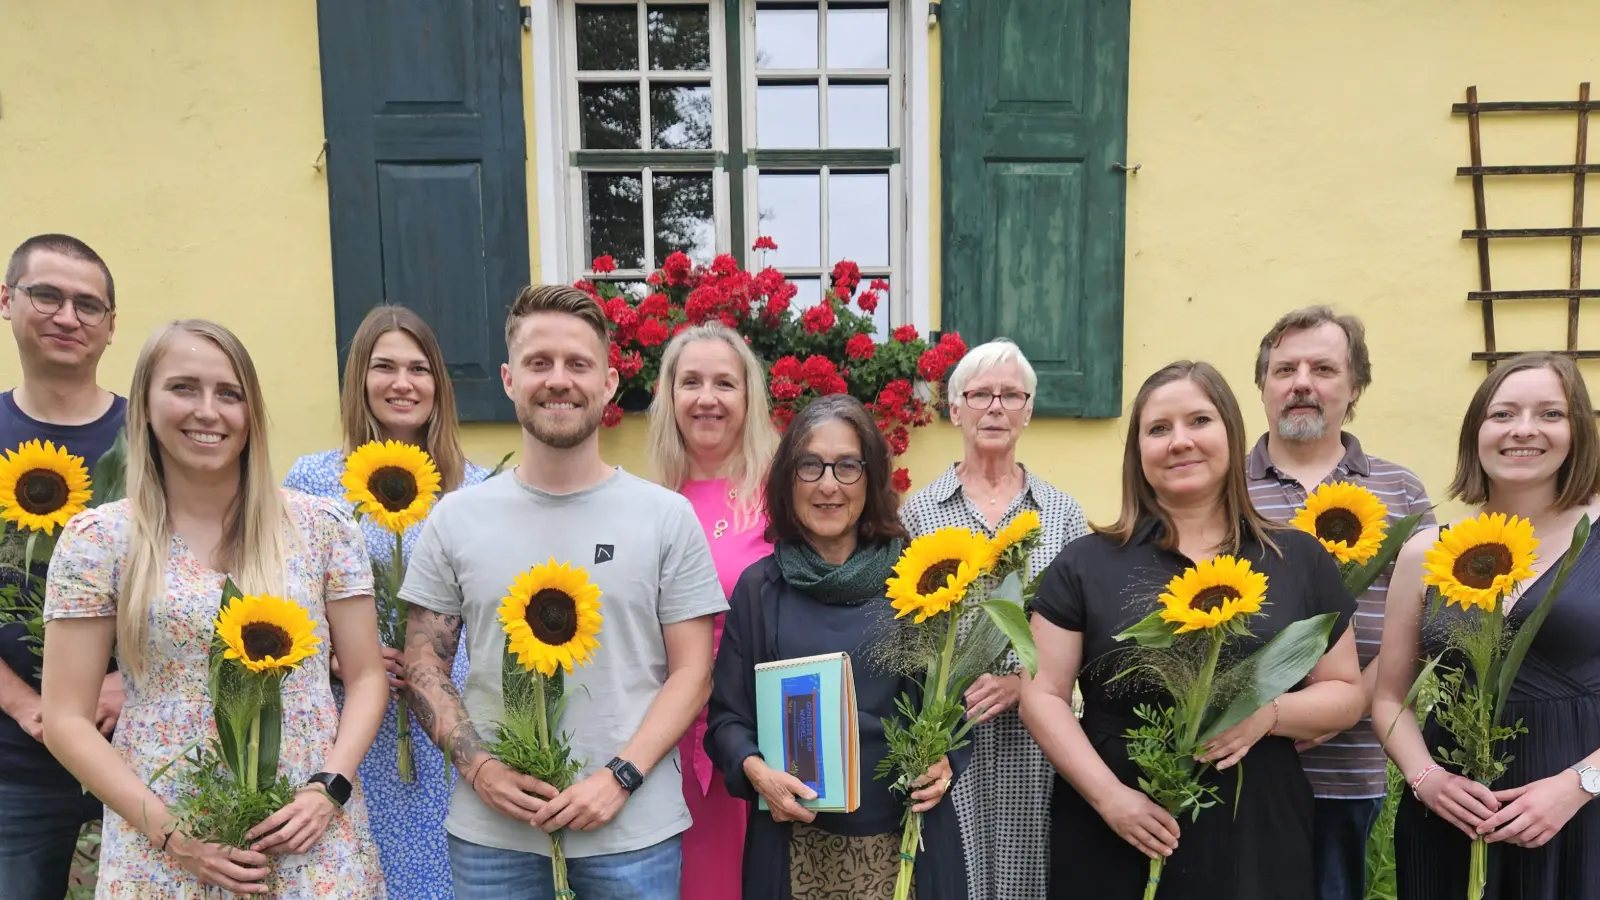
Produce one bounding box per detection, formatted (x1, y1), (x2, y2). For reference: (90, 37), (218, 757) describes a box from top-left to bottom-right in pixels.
(0, 389), (127, 787)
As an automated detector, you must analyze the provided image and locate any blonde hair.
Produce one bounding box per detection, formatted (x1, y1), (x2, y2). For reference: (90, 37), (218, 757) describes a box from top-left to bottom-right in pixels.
(340, 306), (468, 492)
(119, 320), (290, 677)
(646, 323), (777, 530)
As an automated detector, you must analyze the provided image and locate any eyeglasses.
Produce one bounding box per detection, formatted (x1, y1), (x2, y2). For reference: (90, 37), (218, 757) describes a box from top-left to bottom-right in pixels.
(962, 389), (1032, 411)
(796, 456), (866, 484)
(7, 283), (112, 326)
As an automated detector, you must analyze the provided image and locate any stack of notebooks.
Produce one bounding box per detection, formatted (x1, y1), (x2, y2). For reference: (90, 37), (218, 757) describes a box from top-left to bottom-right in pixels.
(754, 651), (861, 813)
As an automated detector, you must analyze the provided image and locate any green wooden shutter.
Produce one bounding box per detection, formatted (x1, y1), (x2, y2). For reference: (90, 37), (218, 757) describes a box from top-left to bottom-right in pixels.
(940, 0), (1130, 417)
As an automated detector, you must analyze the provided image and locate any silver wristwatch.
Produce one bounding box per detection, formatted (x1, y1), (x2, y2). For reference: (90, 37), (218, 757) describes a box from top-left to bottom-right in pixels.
(1569, 764), (1600, 797)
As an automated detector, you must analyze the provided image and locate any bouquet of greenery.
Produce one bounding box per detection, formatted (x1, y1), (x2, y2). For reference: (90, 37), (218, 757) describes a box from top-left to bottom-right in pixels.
(876, 513), (1043, 900)
(1391, 512), (1589, 900)
(487, 559), (605, 899)
(1290, 480), (1426, 596)
(1113, 555), (1340, 899)
(341, 439), (443, 782)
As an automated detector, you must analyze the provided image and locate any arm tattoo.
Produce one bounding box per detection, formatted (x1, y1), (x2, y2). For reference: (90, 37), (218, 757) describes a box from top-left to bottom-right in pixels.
(403, 607), (485, 770)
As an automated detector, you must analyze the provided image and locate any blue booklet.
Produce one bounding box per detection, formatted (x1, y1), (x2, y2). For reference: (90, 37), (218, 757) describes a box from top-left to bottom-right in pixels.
(754, 651), (860, 813)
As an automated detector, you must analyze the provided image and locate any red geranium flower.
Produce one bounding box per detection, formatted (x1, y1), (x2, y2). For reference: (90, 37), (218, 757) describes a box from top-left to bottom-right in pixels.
(856, 290), (879, 314)
(845, 334), (876, 361)
(802, 303), (836, 335)
(601, 403), (624, 428)
(918, 348), (952, 382)
(636, 318), (669, 348)
(888, 426), (910, 456)
(637, 293), (671, 319)
(892, 468), (912, 493)
(762, 293), (791, 322)
(821, 374), (849, 396)
(685, 285), (722, 323)
(663, 251), (694, 286)
(771, 355), (803, 380)
(800, 355), (838, 389)
(830, 260), (861, 299)
(710, 254), (739, 277)
(753, 236), (778, 251)
(892, 324), (919, 343)
(938, 332), (968, 360)
(773, 403), (797, 431)
(754, 267), (786, 297)
(592, 255), (617, 274)
(771, 378), (804, 401)
(617, 350), (644, 379)
(869, 279), (890, 293)
(647, 271), (664, 287)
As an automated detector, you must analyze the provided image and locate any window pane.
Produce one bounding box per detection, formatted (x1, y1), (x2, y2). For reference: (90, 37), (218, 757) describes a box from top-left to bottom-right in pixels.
(756, 84), (819, 148)
(860, 278), (890, 337)
(757, 173), (821, 267)
(827, 6), (889, 69)
(575, 4), (639, 72)
(828, 173), (889, 267)
(591, 279), (651, 300)
(649, 84), (713, 149)
(585, 173), (646, 270)
(755, 8), (818, 70)
(653, 173), (716, 264)
(579, 82), (642, 149)
(826, 84), (888, 147)
(788, 277), (822, 311)
(648, 5), (711, 71)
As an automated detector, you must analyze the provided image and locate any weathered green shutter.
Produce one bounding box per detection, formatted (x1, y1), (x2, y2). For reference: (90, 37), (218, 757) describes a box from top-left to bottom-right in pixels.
(940, 0), (1130, 417)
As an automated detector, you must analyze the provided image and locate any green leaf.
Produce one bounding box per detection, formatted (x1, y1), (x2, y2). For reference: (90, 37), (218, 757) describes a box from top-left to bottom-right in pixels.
(1493, 515), (1590, 726)
(1343, 511), (1427, 598)
(88, 428), (128, 508)
(975, 597), (1037, 676)
(257, 680), (284, 786)
(1114, 610), (1176, 649)
(1383, 652), (1444, 744)
(1197, 612), (1338, 742)
(488, 451), (516, 478)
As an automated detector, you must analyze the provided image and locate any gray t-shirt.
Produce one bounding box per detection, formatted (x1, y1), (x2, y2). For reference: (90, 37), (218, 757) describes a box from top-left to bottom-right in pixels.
(401, 467), (727, 858)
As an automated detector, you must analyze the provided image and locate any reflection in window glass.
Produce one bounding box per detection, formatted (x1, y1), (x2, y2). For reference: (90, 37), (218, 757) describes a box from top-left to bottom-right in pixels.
(575, 5), (639, 71)
(650, 85), (713, 149)
(579, 83), (642, 150)
(585, 173), (646, 270)
(826, 84), (888, 147)
(757, 174), (822, 268)
(590, 280), (652, 299)
(755, 7), (818, 69)
(653, 174), (716, 264)
(756, 84), (820, 148)
(828, 173), (889, 267)
(827, 6), (889, 69)
(648, 5), (711, 71)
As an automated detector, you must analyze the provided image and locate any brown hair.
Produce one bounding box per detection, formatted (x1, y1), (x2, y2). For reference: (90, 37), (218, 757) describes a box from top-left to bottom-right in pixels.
(1096, 360), (1281, 555)
(340, 305), (469, 493)
(1253, 305), (1371, 420)
(764, 394), (908, 547)
(1448, 352), (1600, 511)
(505, 284), (610, 352)
(5, 233), (116, 308)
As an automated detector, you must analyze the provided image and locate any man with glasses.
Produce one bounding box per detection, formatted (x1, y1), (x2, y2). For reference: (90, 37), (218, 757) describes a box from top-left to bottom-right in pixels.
(0, 234), (127, 900)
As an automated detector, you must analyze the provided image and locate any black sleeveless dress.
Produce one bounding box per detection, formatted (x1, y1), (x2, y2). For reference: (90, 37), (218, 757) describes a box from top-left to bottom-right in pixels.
(1395, 534), (1600, 899)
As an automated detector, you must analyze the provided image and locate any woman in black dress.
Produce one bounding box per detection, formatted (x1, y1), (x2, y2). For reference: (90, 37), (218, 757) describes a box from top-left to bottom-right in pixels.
(1373, 352), (1600, 899)
(1021, 361), (1365, 899)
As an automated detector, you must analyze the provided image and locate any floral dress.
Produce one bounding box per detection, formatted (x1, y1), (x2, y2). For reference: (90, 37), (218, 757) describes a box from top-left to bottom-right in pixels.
(42, 491), (384, 899)
(284, 449), (488, 898)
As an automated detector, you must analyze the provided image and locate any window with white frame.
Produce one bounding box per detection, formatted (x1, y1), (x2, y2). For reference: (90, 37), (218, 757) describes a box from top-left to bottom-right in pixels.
(560, 0), (902, 335)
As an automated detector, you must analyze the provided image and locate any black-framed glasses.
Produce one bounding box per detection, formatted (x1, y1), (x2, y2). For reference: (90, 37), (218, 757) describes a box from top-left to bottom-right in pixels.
(796, 456), (866, 484)
(962, 389), (1032, 411)
(7, 283), (111, 326)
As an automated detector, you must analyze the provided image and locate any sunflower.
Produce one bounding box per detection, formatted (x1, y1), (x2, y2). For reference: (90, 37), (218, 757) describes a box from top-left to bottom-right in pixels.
(342, 440), (443, 534)
(1422, 513), (1539, 613)
(983, 510), (1042, 570)
(0, 440), (92, 534)
(215, 594), (322, 674)
(1290, 481), (1390, 566)
(886, 527), (992, 623)
(499, 559), (604, 676)
(1157, 555), (1269, 634)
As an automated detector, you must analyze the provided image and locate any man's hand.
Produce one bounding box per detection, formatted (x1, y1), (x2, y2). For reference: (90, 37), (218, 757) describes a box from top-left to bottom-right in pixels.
(5, 688), (43, 741)
(533, 769), (630, 833)
(96, 672), (125, 736)
(470, 758), (560, 826)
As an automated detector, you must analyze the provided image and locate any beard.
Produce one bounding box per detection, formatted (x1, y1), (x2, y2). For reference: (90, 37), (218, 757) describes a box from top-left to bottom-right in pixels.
(516, 394), (605, 450)
(1275, 391), (1327, 441)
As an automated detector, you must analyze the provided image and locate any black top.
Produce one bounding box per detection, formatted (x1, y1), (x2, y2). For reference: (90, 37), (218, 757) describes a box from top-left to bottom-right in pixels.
(0, 390), (126, 788)
(1031, 519), (1355, 900)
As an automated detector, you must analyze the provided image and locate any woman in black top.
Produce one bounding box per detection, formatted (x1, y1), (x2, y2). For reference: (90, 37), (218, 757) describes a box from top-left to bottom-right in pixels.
(1021, 361), (1363, 900)
(705, 394), (968, 900)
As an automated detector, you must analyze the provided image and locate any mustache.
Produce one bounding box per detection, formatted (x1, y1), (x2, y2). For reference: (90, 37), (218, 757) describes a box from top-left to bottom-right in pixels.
(1279, 392), (1323, 416)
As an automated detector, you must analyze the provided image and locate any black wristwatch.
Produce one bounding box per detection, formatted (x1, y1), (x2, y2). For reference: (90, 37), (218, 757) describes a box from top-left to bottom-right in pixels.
(606, 757), (644, 794)
(307, 772), (352, 808)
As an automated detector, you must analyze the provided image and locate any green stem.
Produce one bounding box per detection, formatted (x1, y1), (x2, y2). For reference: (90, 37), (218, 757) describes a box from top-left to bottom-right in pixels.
(246, 711), (261, 794)
(893, 811), (921, 900)
(1182, 631), (1224, 752)
(390, 533), (414, 783)
(552, 831), (574, 898)
(932, 604), (962, 704)
(1145, 856), (1165, 900)
(1468, 836), (1486, 900)
(533, 670), (550, 749)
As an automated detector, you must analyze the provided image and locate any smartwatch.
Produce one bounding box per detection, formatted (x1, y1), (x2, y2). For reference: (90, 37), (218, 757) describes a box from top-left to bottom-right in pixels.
(606, 757), (644, 794)
(1570, 764), (1600, 798)
(307, 771), (353, 808)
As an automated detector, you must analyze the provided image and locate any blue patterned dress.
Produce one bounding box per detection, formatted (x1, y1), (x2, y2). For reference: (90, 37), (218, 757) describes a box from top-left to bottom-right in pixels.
(285, 449), (489, 899)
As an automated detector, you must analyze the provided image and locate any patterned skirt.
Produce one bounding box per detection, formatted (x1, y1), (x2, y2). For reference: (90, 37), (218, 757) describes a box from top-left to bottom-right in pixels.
(789, 822), (914, 900)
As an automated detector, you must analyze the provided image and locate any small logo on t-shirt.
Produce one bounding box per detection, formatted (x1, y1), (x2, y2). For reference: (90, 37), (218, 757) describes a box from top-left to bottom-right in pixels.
(594, 544), (615, 564)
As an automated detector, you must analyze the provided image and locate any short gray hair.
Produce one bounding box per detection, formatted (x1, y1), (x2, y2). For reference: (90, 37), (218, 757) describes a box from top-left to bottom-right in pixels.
(947, 338), (1038, 405)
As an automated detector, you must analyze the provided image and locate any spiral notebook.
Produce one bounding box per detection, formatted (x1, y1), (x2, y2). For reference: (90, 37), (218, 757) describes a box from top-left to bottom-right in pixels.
(754, 651), (860, 813)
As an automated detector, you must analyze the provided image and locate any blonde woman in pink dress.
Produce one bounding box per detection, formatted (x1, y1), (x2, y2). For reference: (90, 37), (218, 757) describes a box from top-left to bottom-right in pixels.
(647, 322), (779, 897)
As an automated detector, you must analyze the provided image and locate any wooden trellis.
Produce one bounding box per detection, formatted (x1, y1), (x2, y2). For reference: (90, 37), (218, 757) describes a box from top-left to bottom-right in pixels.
(1456, 82), (1596, 369)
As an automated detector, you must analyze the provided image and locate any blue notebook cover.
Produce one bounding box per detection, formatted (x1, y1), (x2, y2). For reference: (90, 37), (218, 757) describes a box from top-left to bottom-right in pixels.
(754, 652), (859, 813)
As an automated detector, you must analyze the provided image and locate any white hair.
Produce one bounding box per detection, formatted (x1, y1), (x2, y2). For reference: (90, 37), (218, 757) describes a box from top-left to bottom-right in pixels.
(946, 338), (1038, 408)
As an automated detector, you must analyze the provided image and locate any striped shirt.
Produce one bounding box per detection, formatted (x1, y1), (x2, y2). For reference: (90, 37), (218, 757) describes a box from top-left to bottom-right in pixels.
(1245, 432), (1435, 799)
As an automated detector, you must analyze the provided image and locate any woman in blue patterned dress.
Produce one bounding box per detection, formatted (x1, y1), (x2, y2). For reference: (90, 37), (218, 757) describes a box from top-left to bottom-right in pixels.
(285, 306), (490, 897)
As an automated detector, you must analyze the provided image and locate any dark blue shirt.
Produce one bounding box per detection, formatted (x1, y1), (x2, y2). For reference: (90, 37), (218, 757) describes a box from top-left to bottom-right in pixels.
(0, 389), (126, 786)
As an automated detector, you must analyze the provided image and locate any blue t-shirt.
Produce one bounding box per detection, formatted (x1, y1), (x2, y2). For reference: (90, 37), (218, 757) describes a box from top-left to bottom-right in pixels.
(0, 389), (127, 786)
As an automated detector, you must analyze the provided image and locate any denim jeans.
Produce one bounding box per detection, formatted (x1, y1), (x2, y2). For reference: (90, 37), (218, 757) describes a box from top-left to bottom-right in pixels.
(450, 833), (683, 900)
(0, 779), (103, 900)
(1312, 796), (1386, 900)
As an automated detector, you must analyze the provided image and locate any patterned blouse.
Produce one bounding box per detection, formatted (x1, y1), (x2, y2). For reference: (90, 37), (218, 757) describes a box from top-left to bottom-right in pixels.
(899, 462), (1088, 900)
(43, 491), (384, 899)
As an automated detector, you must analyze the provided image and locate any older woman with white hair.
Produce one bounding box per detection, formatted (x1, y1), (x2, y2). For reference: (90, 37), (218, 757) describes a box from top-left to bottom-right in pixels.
(900, 338), (1087, 900)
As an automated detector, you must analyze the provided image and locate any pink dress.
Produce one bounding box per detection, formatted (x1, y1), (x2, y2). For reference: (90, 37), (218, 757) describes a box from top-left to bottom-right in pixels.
(679, 478), (772, 899)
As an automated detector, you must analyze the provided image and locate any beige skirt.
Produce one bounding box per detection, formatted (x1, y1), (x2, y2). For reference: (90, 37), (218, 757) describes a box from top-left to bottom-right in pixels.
(788, 822), (914, 900)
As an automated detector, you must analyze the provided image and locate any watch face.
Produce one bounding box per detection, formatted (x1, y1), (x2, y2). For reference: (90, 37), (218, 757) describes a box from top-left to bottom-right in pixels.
(1581, 769), (1600, 795)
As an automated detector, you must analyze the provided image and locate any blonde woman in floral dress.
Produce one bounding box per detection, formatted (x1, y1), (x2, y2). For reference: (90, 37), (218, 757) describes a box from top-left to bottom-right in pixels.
(39, 320), (389, 898)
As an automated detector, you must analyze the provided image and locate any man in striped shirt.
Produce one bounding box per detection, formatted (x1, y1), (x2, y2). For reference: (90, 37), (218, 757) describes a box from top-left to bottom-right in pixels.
(1247, 306), (1434, 900)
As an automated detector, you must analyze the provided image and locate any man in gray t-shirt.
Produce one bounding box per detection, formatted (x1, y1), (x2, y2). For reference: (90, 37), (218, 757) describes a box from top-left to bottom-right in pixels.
(402, 285), (725, 900)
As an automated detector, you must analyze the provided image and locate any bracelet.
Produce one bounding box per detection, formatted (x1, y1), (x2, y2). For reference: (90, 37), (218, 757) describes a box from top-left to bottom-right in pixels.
(1266, 698), (1281, 736)
(1410, 764), (1443, 799)
(466, 757), (490, 789)
(157, 825), (178, 852)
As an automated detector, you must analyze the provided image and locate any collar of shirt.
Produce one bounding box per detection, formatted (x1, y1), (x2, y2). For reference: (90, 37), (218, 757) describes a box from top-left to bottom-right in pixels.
(929, 461), (1049, 507)
(1246, 430), (1372, 484)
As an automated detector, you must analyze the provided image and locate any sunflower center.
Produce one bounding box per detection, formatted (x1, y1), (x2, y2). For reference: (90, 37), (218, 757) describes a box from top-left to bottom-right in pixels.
(1314, 508), (1363, 547)
(369, 467), (420, 512)
(526, 589), (578, 645)
(916, 560), (964, 595)
(240, 622), (293, 661)
(1452, 542), (1513, 589)
(16, 468), (68, 515)
(1188, 585), (1242, 613)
